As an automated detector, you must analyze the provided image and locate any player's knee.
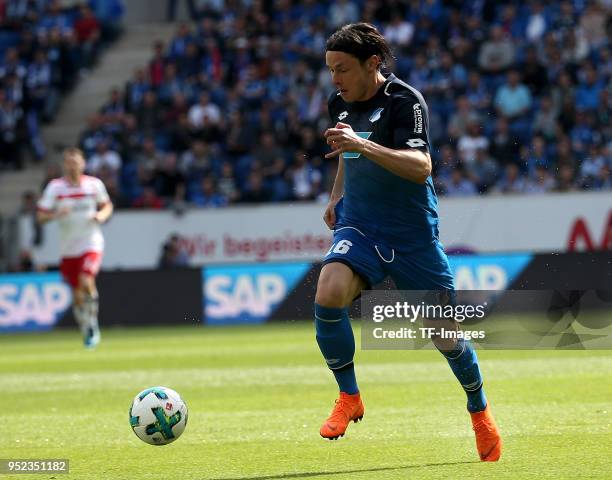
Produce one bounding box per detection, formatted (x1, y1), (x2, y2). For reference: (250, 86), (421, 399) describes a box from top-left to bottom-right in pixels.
(315, 280), (349, 308)
(78, 273), (95, 293)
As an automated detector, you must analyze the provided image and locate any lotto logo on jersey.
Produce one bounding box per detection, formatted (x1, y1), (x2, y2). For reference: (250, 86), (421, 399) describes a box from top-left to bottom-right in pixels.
(343, 132), (372, 159)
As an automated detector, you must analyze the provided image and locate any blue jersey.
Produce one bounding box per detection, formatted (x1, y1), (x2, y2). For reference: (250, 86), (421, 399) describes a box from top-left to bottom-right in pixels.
(328, 74), (439, 251)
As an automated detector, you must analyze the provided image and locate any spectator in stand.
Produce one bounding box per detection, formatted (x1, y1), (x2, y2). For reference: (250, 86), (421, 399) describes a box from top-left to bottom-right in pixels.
(148, 41), (166, 89)
(132, 185), (163, 209)
(494, 164), (527, 194)
(447, 96), (480, 140)
(125, 68), (151, 112)
(153, 152), (185, 200)
(555, 163), (579, 192)
(465, 71), (490, 113)
(575, 64), (604, 113)
(19, 190), (42, 246)
(478, 25), (515, 76)
(383, 10), (414, 48)
(87, 139), (121, 179)
(525, 165), (555, 194)
(465, 147), (499, 194)
(524, 135), (550, 176)
(188, 90), (221, 131)
(289, 150), (322, 201)
(217, 162), (240, 204)
(134, 136), (163, 173)
(89, 0), (123, 42)
(532, 96), (559, 141)
(180, 140), (212, 182)
(525, 2), (548, 43)
(240, 171), (271, 203)
(444, 166), (477, 197)
(579, 144), (608, 190)
(191, 177), (227, 208)
(0, 88), (23, 169)
(158, 234), (190, 269)
(457, 121), (489, 166)
(74, 4), (100, 69)
(521, 47), (549, 96)
(494, 70), (532, 121)
(136, 90), (162, 135)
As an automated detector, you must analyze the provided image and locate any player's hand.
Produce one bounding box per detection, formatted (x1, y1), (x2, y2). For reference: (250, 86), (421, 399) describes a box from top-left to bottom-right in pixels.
(55, 207), (71, 218)
(324, 122), (366, 159)
(323, 197), (341, 229)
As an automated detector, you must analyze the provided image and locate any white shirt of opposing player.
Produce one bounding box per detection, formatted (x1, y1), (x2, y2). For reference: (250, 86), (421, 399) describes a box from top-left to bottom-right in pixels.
(38, 176), (110, 258)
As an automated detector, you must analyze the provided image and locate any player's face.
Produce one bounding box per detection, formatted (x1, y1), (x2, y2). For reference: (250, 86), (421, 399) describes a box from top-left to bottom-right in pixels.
(63, 153), (85, 178)
(326, 51), (373, 102)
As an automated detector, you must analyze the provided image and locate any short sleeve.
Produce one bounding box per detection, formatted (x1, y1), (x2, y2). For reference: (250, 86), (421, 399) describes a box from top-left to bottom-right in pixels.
(37, 182), (57, 212)
(391, 96), (430, 152)
(95, 178), (111, 206)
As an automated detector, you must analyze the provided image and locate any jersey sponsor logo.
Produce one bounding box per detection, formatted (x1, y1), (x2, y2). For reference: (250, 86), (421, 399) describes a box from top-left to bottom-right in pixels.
(406, 138), (427, 148)
(369, 107), (384, 123)
(343, 132), (372, 159)
(413, 103), (423, 134)
(338, 111), (348, 120)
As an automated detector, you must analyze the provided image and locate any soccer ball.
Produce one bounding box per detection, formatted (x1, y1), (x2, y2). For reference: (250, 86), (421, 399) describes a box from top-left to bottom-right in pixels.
(129, 387), (188, 445)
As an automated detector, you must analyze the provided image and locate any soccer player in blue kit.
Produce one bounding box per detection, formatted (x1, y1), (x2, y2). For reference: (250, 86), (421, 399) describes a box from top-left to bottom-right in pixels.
(314, 23), (502, 461)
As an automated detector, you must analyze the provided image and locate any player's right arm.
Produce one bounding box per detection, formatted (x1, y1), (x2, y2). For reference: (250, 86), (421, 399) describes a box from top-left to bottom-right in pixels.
(323, 154), (344, 229)
(36, 181), (69, 224)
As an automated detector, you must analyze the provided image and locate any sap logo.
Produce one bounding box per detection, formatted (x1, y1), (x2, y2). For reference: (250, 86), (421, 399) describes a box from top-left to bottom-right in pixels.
(448, 254), (532, 291)
(206, 274), (287, 320)
(454, 265), (508, 290)
(0, 280), (71, 329)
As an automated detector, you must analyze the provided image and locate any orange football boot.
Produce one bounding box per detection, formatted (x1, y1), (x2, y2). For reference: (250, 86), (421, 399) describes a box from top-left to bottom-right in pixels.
(470, 404), (503, 461)
(320, 392), (364, 440)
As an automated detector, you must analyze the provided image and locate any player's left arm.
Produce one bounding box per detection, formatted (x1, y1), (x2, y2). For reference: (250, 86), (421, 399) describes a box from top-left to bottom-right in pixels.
(324, 96), (433, 184)
(93, 179), (113, 224)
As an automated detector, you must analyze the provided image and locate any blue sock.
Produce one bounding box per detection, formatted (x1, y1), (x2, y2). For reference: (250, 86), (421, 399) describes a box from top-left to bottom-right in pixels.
(440, 338), (487, 413)
(314, 304), (359, 395)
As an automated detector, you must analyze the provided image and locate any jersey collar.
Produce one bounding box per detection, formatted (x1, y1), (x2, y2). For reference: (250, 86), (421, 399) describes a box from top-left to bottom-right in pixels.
(351, 73), (396, 110)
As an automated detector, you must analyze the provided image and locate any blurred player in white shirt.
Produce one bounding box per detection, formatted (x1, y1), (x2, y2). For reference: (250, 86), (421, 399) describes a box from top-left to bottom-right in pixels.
(37, 148), (113, 348)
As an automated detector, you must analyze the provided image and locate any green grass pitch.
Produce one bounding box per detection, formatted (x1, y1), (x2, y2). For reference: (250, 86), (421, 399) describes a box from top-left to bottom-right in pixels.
(1, 323), (611, 480)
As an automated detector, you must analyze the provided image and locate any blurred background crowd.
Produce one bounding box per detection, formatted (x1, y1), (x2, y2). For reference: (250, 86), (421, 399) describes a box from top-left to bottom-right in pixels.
(4, 0), (612, 211)
(0, 0), (123, 167)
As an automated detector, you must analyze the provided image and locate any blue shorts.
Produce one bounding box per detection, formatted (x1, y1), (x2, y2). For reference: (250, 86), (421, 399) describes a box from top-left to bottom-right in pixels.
(323, 224), (455, 291)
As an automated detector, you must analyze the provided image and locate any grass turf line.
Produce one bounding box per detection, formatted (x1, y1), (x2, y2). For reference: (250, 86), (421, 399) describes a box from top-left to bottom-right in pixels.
(0, 323), (610, 480)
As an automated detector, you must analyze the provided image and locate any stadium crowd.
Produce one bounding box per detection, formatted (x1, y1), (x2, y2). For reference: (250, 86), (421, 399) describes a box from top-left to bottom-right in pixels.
(0, 0), (123, 169)
(22, 1), (612, 208)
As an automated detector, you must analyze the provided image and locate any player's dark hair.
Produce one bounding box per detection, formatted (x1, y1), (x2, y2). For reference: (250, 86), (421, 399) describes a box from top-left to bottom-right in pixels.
(326, 23), (393, 70)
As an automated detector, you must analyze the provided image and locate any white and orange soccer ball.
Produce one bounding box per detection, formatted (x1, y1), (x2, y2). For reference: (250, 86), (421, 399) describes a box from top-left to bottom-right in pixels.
(129, 387), (188, 445)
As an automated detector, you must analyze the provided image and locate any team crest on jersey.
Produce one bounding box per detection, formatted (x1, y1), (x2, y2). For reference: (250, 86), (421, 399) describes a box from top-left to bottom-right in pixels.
(343, 132), (372, 159)
(338, 111), (348, 120)
(369, 108), (384, 123)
